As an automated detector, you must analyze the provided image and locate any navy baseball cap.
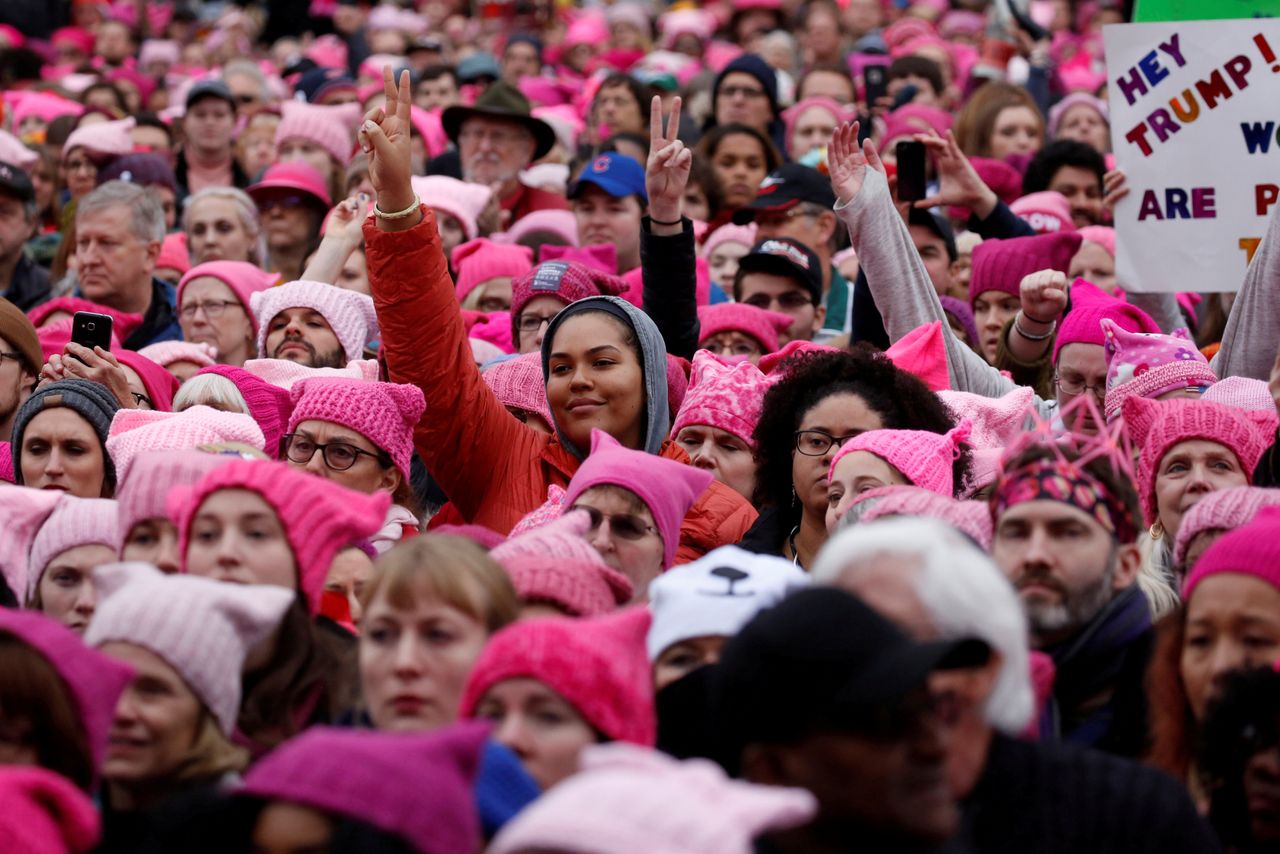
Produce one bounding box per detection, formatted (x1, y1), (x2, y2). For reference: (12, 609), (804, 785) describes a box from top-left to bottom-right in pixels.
(0, 160), (34, 204)
(737, 237), (824, 304)
(733, 163), (837, 224)
(568, 153), (648, 203)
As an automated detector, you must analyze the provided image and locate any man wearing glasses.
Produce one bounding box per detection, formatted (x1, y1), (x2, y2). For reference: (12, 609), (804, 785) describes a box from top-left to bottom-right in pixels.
(175, 81), (248, 199)
(733, 237), (826, 346)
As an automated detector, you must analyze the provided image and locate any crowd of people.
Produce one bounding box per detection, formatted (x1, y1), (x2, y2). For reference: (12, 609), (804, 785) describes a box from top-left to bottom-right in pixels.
(0, 0), (1276, 851)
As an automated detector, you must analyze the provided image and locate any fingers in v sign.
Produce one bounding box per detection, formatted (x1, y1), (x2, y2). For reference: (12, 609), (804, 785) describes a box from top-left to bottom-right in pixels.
(362, 67), (420, 230)
(647, 95), (691, 226)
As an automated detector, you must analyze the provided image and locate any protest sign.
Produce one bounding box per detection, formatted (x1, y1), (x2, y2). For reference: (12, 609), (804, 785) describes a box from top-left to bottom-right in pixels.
(1134, 0), (1280, 23)
(1105, 19), (1280, 292)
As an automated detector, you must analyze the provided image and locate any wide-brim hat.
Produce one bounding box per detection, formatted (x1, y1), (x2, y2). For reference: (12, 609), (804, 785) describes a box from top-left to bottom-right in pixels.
(442, 82), (557, 161)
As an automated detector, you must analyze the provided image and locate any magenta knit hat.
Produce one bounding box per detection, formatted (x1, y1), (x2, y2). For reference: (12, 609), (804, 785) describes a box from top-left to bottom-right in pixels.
(937, 388), (1033, 449)
(1123, 396), (1275, 526)
(250, 280), (379, 362)
(240, 723), (487, 854)
(1174, 487), (1280, 566)
(1010, 191), (1076, 235)
(137, 340), (218, 370)
(969, 232), (1082, 308)
(460, 607), (655, 745)
(114, 350), (180, 413)
(86, 563), (294, 734)
(829, 421), (972, 497)
(274, 100), (361, 166)
(115, 450), (234, 546)
(1183, 507), (1280, 600)
(168, 460), (390, 613)
(490, 510), (633, 616)
(1051, 279), (1161, 364)
(482, 353), (553, 426)
(1103, 320), (1217, 422)
(1076, 225), (1116, 258)
(0, 609), (134, 781)
(451, 239), (535, 303)
(155, 233), (190, 277)
(540, 243), (618, 276)
(854, 485), (995, 550)
(0, 485), (62, 597)
(696, 303), (793, 355)
(287, 378), (425, 482)
(1202, 376), (1276, 413)
(412, 175), (490, 241)
(177, 261), (279, 334)
(508, 261), (623, 340)
(241, 357), (381, 390)
(0, 766), (101, 853)
(26, 297), (143, 342)
(671, 350), (772, 450)
(489, 743), (816, 854)
(62, 117), (135, 162)
(781, 97), (853, 148)
(564, 430), (713, 569)
(106, 406), (267, 484)
(27, 497), (118, 601)
(191, 365), (293, 456)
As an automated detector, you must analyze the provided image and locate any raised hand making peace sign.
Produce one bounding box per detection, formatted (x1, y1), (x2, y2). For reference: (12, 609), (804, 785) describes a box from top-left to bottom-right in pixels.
(359, 66), (421, 231)
(646, 95), (691, 232)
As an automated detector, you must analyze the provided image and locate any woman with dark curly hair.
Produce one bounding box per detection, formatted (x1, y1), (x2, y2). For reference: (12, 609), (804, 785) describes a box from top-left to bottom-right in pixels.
(741, 346), (966, 568)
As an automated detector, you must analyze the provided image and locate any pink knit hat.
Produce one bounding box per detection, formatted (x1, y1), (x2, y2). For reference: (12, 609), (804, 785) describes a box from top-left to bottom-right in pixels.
(177, 261), (279, 334)
(1183, 507), (1280, 600)
(1076, 225), (1116, 258)
(27, 497), (118, 601)
(829, 421), (971, 497)
(241, 357), (381, 390)
(155, 233), (190, 277)
(137, 341), (218, 370)
(0, 766), (101, 853)
(490, 743), (816, 854)
(8, 91), (83, 130)
(490, 510), (633, 616)
(701, 222), (757, 262)
(781, 97), (854, 149)
(482, 353), (553, 426)
(0, 130), (37, 171)
(1103, 320), (1217, 422)
(191, 365), (293, 456)
(854, 485), (995, 551)
(168, 460), (390, 613)
(0, 609), (134, 782)
(86, 562), (293, 734)
(250, 280), (379, 362)
(1010, 191), (1076, 235)
(1047, 92), (1109, 138)
(696, 303), (792, 355)
(1051, 279), (1160, 364)
(0, 485), (62, 597)
(460, 607), (655, 745)
(884, 321), (949, 392)
(240, 723), (487, 854)
(274, 100), (361, 166)
(62, 118), (135, 163)
(1123, 396), (1274, 526)
(115, 350), (180, 412)
(969, 232), (1082, 308)
(1174, 486), (1280, 566)
(937, 388), (1034, 449)
(27, 297), (143, 341)
(287, 378), (425, 482)
(509, 261), (624, 341)
(540, 243), (618, 276)
(1202, 376), (1276, 413)
(451, 239), (535, 303)
(115, 450), (233, 546)
(564, 430), (713, 569)
(411, 176), (490, 242)
(106, 406), (266, 484)
(671, 350), (772, 449)
(494, 209), (579, 247)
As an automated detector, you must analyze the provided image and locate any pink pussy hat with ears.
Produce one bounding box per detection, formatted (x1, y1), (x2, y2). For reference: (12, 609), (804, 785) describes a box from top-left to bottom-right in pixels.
(0, 609), (134, 784)
(1123, 396), (1274, 527)
(1174, 486), (1280, 566)
(451, 238), (535, 304)
(85, 563), (294, 735)
(884, 321), (950, 392)
(460, 606), (656, 746)
(0, 766), (102, 853)
(241, 357), (381, 390)
(250, 280), (379, 362)
(115, 450), (234, 550)
(852, 485), (995, 551)
(0, 485), (63, 599)
(239, 723), (488, 854)
(1052, 279), (1161, 364)
(1102, 319), (1217, 423)
(829, 421), (972, 498)
(969, 231), (1082, 308)
(287, 378), (425, 484)
(27, 497), (118, 602)
(564, 430), (714, 570)
(177, 261), (279, 335)
(672, 350), (773, 450)
(1010, 191), (1076, 235)
(411, 175), (490, 242)
(166, 460), (390, 614)
(1183, 507), (1280, 601)
(490, 509), (633, 616)
(490, 743), (817, 854)
(274, 100), (362, 166)
(137, 340), (218, 370)
(938, 387), (1034, 450)
(105, 406), (266, 485)
(1202, 376), (1277, 413)
(696, 303), (793, 355)
(190, 366), (293, 458)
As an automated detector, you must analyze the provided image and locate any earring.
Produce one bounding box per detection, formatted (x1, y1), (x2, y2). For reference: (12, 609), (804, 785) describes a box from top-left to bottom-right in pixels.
(1149, 520), (1164, 540)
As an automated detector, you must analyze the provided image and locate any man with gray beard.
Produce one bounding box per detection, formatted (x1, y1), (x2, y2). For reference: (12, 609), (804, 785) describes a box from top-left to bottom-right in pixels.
(989, 440), (1154, 758)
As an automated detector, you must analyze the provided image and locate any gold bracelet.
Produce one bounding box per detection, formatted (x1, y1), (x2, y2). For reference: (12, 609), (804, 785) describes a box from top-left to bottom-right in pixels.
(373, 193), (420, 220)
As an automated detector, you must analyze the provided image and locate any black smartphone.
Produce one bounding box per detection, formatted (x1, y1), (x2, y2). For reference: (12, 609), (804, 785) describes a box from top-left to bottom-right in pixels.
(864, 65), (889, 108)
(71, 311), (113, 357)
(896, 140), (927, 203)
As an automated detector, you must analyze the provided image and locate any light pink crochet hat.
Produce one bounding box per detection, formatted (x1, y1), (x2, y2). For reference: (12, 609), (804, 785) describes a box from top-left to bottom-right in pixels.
(27, 497), (118, 601)
(1174, 486), (1280, 566)
(177, 261), (279, 334)
(62, 117), (135, 162)
(1010, 191), (1076, 234)
(671, 350), (772, 449)
(241, 357), (381, 390)
(696, 303), (793, 355)
(853, 485), (995, 551)
(412, 175), (490, 242)
(1202, 376), (1275, 413)
(1102, 319), (1217, 422)
(250, 280), (379, 362)
(287, 378), (426, 482)
(494, 209), (578, 247)
(451, 239), (535, 303)
(490, 510), (633, 616)
(937, 388), (1034, 449)
(106, 406), (266, 485)
(829, 421), (972, 497)
(274, 100), (361, 165)
(482, 353), (553, 426)
(115, 450), (234, 548)
(137, 340), (218, 369)
(489, 743), (816, 854)
(0, 485), (64, 596)
(86, 562), (294, 734)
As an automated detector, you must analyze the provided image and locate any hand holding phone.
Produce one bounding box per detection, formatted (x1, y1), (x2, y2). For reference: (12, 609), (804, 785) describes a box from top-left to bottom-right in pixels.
(71, 311), (113, 360)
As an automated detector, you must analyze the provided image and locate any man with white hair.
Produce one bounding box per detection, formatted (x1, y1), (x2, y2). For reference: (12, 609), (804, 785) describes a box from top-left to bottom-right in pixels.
(811, 516), (1215, 854)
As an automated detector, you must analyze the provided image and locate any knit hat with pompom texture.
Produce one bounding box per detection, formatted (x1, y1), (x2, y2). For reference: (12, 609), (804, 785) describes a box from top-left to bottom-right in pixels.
(672, 350), (773, 450)
(287, 378), (425, 483)
(829, 421), (972, 498)
(27, 497), (117, 602)
(1183, 507), (1280, 601)
(105, 406), (266, 485)
(1174, 486), (1280, 566)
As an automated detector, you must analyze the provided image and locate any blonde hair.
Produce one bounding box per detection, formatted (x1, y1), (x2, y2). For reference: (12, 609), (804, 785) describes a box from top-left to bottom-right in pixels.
(173, 373), (250, 414)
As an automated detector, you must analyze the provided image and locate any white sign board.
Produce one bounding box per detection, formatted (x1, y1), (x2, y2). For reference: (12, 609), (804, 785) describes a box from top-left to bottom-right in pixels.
(1104, 19), (1280, 292)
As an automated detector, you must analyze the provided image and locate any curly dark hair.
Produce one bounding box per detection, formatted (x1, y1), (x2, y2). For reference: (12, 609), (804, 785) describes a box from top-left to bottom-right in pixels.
(751, 345), (968, 522)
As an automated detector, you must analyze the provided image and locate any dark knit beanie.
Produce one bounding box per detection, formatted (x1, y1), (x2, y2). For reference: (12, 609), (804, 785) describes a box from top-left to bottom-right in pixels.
(11, 379), (120, 487)
(714, 54), (780, 117)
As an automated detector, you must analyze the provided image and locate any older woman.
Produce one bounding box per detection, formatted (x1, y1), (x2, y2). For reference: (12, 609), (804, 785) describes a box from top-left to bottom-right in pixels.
(183, 187), (266, 267)
(176, 262), (277, 367)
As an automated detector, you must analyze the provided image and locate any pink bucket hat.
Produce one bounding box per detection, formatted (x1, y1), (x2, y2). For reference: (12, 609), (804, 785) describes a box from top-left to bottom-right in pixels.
(167, 460), (390, 613)
(451, 239), (535, 303)
(137, 340), (218, 370)
(411, 176), (490, 242)
(1174, 486), (1280, 566)
(1183, 507), (1280, 600)
(275, 100), (362, 166)
(490, 509), (633, 616)
(27, 497), (118, 602)
(1010, 191), (1076, 235)
(177, 261), (279, 334)
(1102, 320), (1217, 422)
(250, 280), (379, 362)
(696, 303), (792, 355)
(1052, 279), (1160, 364)
(86, 562), (294, 734)
(482, 353), (554, 426)
(247, 161), (332, 209)
(969, 232), (1082, 308)
(564, 430), (713, 569)
(672, 350), (773, 449)
(287, 378), (426, 482)
(460, 607), (655, 745)
(829, 421), (972, 497)
(62, 118), (135, 163)
(106, 405), (266, 484)
(241, 357), (381, 390)
(191, 365), (293, 456)
(115, 450), (233, 547)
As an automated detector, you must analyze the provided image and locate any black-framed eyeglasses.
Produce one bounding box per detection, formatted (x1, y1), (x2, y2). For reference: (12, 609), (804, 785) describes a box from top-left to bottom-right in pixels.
(794, 429), (863, 456)
(1053, 374), (1106, 400)
(284, 434), (386, 471)
(179, 299), (243, 320)
(570, 504), (657, 541)
(516, 312), (559, 333)
(131, 392), (153, 409)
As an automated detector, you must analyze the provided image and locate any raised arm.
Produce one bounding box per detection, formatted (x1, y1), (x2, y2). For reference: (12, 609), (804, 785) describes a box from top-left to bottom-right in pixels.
(1211, 193), (1280, 380)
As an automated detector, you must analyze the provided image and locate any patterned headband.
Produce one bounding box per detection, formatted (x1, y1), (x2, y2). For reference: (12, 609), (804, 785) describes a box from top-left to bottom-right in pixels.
(991, 455), (1139, 545)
